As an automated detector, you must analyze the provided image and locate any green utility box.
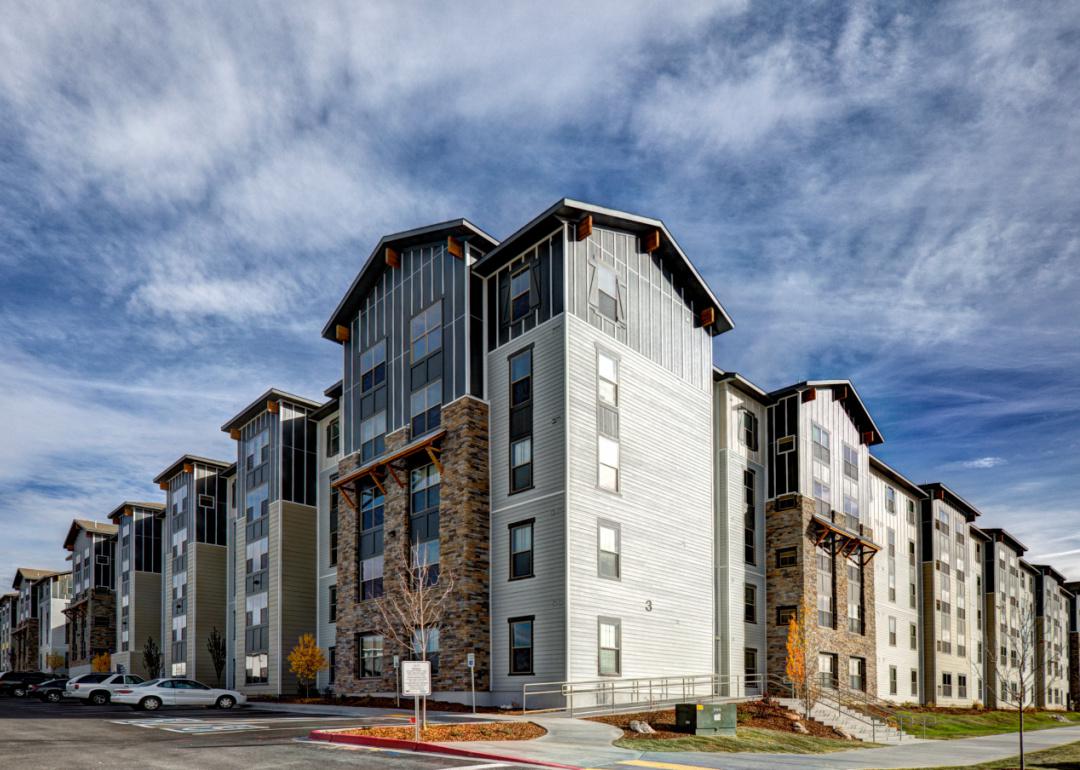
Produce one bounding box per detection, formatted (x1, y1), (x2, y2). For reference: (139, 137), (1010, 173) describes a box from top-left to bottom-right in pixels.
(674, 702), (737, 736)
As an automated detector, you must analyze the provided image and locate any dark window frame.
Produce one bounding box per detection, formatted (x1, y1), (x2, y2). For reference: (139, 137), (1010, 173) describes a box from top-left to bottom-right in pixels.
(508, 615), (535, 676)
(508, 346), (534, 494)
(509, 520), (535, 581)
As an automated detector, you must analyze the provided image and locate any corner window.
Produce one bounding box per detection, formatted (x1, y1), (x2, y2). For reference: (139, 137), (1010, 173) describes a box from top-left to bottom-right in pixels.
(360, 340), (387, 392)
(598, 617), (621, 676)
(598, 520), (620, 579)
(510, 268), (531, 323)
(509, 521), (534, 580)
(509, 617), (534, 675)
(411, 380), (442, 437)
(361, 411), (386, 462)
(740, 410), (758, 451)
(410, 302), (442, 362)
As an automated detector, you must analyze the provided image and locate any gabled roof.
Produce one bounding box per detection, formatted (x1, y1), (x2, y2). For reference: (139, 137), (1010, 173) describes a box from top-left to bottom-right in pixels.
(713, 368), (772, 404)
(1032, 563), (1068, 586)
(919, 482), (982, 521)
(981, 527), (1028, 555)
(1019, 559), (1039, 576)
(63, 519), (118, 550)
(32, 570), (70, 585)
(220, 388), (322, 433)
(106, 501), (166, 524)
(473, 199), (734, 335)
(321, 219), (499, 341)
(153, 454), (232, 485)
(12, 567), (60, 590)
(769, 380), (884, 445)
(868, 455), (926, 499)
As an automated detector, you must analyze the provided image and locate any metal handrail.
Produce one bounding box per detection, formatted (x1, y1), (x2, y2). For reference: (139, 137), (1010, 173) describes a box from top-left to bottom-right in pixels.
(764, 674), (893, 742)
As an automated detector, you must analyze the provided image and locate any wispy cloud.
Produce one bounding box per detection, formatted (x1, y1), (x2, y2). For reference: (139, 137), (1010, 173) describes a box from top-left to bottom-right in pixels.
(959, 457), (1007, 469)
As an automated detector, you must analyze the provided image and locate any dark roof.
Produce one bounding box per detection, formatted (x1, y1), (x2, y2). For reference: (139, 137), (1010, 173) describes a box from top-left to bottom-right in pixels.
(322, 219), (499, 341)
(473, 199), (734, 335)
(1033, 564), (1068, 586)
(12, 568), (61, 589)
(324, 380), (343, 399)
(868, 455), (926, 498)
(153, 454), (232, 485)
(713, 369), (771, 403)
(981, 527), (1028, 555)
(220, 388), (323, 433)
(106, 501), (165, 523)
(768, 380), (884, 445)
(919, 482), (982, 521)
(63, 519), (118, 550)
(1019, 559), (1039, 576)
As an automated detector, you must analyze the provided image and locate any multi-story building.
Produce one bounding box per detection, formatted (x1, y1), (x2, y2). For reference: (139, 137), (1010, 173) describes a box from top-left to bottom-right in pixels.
(764, 381), (883, 697)
(868, 456), (924, 704)
(918, 483), (987, 706)
(35, 571), (71, 673)
(1066, 581), (1080, 710)
(980, 528), (1034, 708)
(1032, 564), (1070, 709)
(313, 381), (342, 692)
(62, 519), (118, 676)
(223, 462), (237, 687)
(0, 593), (16, 671)
(108, 502), (165, 678)
(11, 568), (60, 670)
(712, 371), (769, 696)
(155, 454), (230, 682)
(221, 389), (321, 695)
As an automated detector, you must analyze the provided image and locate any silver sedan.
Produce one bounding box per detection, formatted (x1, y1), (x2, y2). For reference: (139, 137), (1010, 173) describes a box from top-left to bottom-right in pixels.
(112, 678), (248, 711)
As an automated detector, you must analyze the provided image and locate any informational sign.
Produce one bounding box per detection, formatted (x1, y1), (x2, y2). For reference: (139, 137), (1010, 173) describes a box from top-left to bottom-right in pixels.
(466, 653), (475, 669)
(401, 660), (431, 696)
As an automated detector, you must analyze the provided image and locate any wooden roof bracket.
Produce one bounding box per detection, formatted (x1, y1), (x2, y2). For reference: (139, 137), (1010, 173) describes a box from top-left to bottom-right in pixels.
(576, 215), (593, 241)
(386, 463), (404, 488)
(425, 445), (443, 476)
(338, 485), (357, 512)
(370, 472), (387, 496)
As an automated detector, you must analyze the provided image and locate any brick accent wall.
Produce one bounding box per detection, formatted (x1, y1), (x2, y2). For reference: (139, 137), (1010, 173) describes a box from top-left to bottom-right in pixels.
(765, 495), (878, 696)
(12, 620), (38, 670)
(335, 396), (490, 696)
(64, 590), (116, 669)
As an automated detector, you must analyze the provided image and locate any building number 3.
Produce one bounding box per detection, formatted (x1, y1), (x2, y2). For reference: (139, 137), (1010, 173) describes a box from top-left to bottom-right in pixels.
(644, 600), (652, 612)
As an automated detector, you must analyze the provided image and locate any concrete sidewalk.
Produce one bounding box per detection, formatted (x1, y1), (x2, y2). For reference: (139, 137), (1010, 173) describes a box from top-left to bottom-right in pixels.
(439, 716), (639, 768)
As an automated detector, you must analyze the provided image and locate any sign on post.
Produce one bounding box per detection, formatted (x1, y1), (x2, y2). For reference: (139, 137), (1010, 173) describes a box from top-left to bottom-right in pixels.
(466, 653), (475, 669)
(401, 660), (432, 696)
(467, 653), (476, 713)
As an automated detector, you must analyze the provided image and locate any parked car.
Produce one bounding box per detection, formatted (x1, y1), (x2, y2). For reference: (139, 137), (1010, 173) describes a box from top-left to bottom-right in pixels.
(0, 671), (54, 697)
(30, 677), (69, 703)
(112, 678), (247, 711)
(66, 673), (145, 705)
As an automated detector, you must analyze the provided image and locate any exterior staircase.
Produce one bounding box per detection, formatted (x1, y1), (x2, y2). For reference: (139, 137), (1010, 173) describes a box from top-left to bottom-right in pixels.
(777, 696), (906, 743)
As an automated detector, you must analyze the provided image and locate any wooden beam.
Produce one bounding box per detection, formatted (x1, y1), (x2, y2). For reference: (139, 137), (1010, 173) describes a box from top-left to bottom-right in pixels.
(447, 236), (464, 259)
(833, 385), (849, 401)
(338, 485), (357, 512)
(861, 431), (875, 445)
(267, 399), (280, 414)
(700, 307), (716, 328)
(371, 473), (386, 496)
(229, 428), (241, 441)
(425, 446), (443, 476)
(158, 482), (169, 491)
(386, 463), (404, 488)
(385, 245), (400, 268)
(576, 215), (593, 241)
(642, 228), (661, 253)
(335, 324), (350, 343)
(182, 462), (194, 474)
(801, 387), (817, 403)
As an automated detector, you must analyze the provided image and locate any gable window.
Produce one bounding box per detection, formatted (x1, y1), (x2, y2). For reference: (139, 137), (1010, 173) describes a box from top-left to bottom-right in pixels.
(361, 411), (386, 462)
(744, 583), (757, 623)
(410, 302), (442, 361)
(510, 268), (532, 323)
(885, 486), (896, 514)
(598, 520), (621, 579)
(411, 380), (442, 437)
(509, 520), (534, 580)
(326, 418), (341, 457)
(744, 469), (757, 565)
(811, 424), (830, 463)
(740, 410), (759, 451)
(360, 340), (386, 393)
(596, 264), (619, 322)
(509, 617), (534, 675)
(843, 443), (859, 480)
(509, 348), (533, 493)
(598, 617), (621, 676)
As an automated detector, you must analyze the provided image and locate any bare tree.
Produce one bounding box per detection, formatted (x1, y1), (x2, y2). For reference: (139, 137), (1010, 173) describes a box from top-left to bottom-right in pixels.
(373, 535), (455, 728)
(986, 601), (1043, 770)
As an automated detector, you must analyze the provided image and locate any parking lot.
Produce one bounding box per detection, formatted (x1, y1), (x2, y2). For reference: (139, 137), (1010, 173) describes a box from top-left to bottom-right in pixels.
(0, 696), (538, 769)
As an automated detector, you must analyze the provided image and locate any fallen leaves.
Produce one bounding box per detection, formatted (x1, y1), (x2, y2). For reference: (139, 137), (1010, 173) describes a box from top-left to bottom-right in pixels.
(337, 720), (546, 742)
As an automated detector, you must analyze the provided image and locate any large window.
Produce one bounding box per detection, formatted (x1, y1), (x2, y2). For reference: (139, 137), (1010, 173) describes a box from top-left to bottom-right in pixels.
(361, 411), (386, 462)
(509, 521), (534, 580)
(361, 554), (384, 601)
(509, 617), (534, 675)
(811, 423), (830, 463)
(597, 351), (620, 491)
(817, 542), (835, 628)
(360, 340), (386, 392)
(359, 485), (384, 600)
(598, 520), (620, 579)
(411, 380), (442, 437)
(245, 653), (267, 684)
(848, 561), (864, 634)
(598, 617), (621, 676)
(843, 443), (859, 480)
(510, 267), (532, 323)
(245, 538), (268, 574)
(744, 469), (756, 564)
(509, 348), (533, 493)
(245, 592), (268, 627)
(410, 302), (442, 361)
(329, 478), (339, 567)
(410, 464), (441, 585)
(358, 634), (383, 678)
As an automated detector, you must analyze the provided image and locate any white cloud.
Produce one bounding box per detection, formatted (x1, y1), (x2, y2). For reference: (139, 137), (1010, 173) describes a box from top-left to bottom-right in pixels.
(961, 456), (1007, 469)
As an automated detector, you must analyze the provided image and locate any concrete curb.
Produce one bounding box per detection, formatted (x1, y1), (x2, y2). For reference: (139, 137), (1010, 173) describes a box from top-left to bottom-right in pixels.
(308, 728), (581, 768)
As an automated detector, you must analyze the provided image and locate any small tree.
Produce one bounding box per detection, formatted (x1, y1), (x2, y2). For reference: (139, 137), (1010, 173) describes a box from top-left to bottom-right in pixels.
(142, 636), (162, 679)
(207, 626), (227, 687)
(287, 634), (327, 698)
(987, 602), (1043, 770)
(784, 598), (817, 717)
(91, 652), (111, 673)
(45, 651), (65, 674)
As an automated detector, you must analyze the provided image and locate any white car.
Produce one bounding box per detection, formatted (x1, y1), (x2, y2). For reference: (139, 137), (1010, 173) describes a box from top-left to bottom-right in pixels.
(112, 678), (247, 711)
(66, 673), (145, 705)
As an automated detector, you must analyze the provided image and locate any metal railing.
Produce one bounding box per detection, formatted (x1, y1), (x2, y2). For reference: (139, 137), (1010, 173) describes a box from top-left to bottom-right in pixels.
(521, 672), (765, 717)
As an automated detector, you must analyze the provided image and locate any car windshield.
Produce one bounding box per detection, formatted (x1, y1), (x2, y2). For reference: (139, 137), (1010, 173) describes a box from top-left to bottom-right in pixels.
(135, 679), (161, 688)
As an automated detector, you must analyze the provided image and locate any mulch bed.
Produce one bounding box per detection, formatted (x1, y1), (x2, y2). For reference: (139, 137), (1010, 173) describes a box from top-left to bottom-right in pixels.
(336, 721), (546, 742)
(589, 698), (846, 740)
(248, 694), (507, 713)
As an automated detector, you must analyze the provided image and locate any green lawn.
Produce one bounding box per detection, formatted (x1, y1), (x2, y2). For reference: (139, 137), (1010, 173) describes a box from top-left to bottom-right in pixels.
(898, 710), (1080, 740)
(615, 726), (877, 753)
(886, 737), (1080, 769)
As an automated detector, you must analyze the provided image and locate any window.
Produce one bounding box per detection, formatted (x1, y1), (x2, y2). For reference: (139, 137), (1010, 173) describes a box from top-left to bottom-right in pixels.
(745, 648), (758, 682)
(848, 561), (864, 633)
(326, 418), (341, 457)
(744, 469), (757, 565)
(596, 264), (619, 322)
(510, 267), (532, 322)
(329, 479), (339, 567)
(817, 542), (835, 627)
(511, 438), (533, 493)
(244, 653), (267, 684)
(777, 606), (797, 626)
(410, 380), (441, 437)
(328, 586), (337, 623)
(843, 443), (859, 480)
(410, 464), (441, 585)
(361, 554), (384, 600)
(849, 656), (866, 691)
(907, 499), (916, 525)
(888, 616), (896, 646)
(889, 665), (898, 695)
(509, 521), (534, 580)
(598, 436), (619, 491)
(744, 584), (757, 623)
(245, 538), (268, 574)
(360, 411), (386, 462)
(910, 622), (918, 650)
(941, 672), (952, 698)
(776, 547), (798, 568)
(411, 627), (439, 674)
(958, 674), (968, 699)
(329, 646), (336, 684)
(360, 340), (387, 393)
(911, 669), (919, 696)
(740, 410), (759, 451)
(509, 617), (534, 675)
(886, 486), (896, 514)
(598, 618), (621, 676)
(812, 424), (830, 463)
(410, 302), (442, 361)
(358, 634), (383, 678)
(598, 353), (618, 408)
(818, 652), (837, 689)
(245, 592), (268, 627)
(509, 348), (533, 493)
(598, 521), (620, 579)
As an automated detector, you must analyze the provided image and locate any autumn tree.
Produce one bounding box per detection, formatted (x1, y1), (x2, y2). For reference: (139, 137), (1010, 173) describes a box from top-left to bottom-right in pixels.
(784, 598), (817, 717)
(91, 651), (111, 673)
(288, 633), (327, 698)
(142, 636), (162, 679)
(45, 650), (65, 674)
(207, 626), (227, 687)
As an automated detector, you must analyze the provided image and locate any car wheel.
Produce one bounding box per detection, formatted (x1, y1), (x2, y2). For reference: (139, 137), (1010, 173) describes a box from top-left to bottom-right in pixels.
(216, 695), (236, 710)
(140, 696), (162, 712)
(12, 687), (27, 698)
(90, 691), (110, 706)
(46, 691), (61, 703)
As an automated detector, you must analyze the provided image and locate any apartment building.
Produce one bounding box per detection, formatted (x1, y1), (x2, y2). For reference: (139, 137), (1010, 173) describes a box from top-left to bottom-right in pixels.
(155, 455), (230, 682)
(918, 483), (987, 706)
(108, 502), (165, 678)
(0, 593), (16, 671)
(764, 381), (883, 697)
(868, 456), (924, 704)
(1032, 564), (1070, 709)
(11, 568), (59, 670)
(221, 389), (321, 695)
(981, 528), (1035, 707)
(62, 519), (117, 676)
(313, 382), (342, 692)
(35, 571), (71, 673)
(712, 372), (769, 695)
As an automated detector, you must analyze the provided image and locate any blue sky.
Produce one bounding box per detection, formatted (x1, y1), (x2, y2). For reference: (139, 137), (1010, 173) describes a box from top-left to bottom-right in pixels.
(2, 1), (1079, 587)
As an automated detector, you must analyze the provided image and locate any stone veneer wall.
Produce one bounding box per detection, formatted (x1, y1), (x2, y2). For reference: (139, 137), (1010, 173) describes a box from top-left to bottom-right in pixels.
(65, 591), (117, 669)
(335, 396), (490, 696)
(1069, 632), (1079, 709)
(765, 495), (878, 696)
(12, 620), (38, 670)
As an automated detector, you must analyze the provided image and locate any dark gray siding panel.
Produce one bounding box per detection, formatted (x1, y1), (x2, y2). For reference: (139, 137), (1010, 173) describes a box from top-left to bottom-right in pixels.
(487, 227), (564, 353)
